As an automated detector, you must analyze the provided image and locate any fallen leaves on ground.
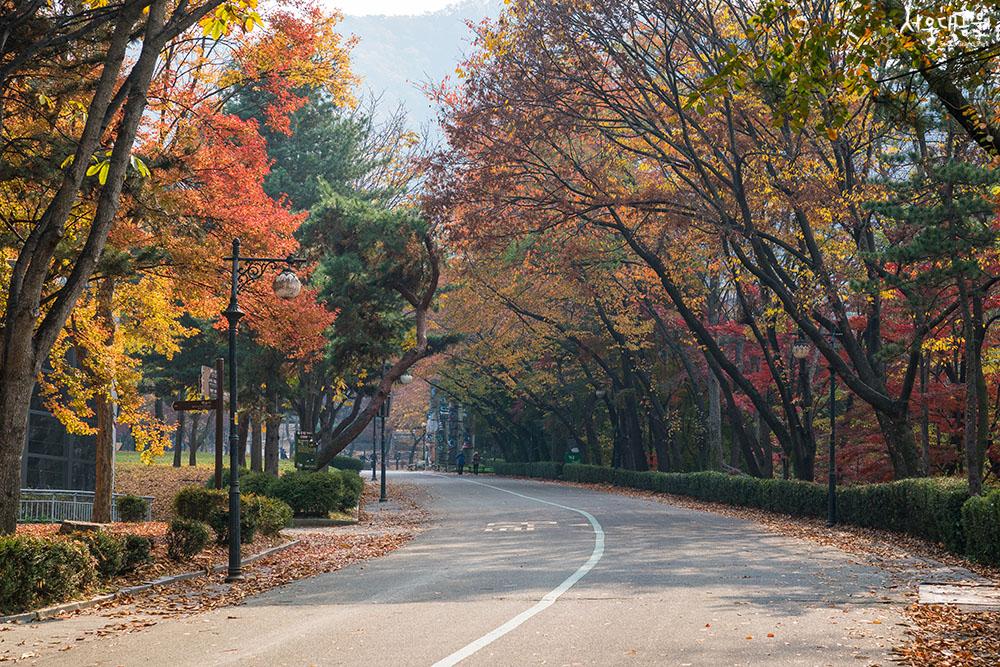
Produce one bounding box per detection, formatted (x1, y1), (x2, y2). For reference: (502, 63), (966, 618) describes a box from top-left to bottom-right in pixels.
(115, 463), (213, 520)
(895, 604), (1000, 667)
(1, 481), (427, 663)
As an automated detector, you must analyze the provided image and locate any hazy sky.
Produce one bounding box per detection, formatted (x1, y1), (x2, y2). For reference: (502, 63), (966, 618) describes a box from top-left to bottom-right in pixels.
(330, 0), (457, 15)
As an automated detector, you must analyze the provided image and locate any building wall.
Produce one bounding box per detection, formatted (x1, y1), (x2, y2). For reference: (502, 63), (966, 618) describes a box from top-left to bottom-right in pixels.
(20, 390), (96, 491)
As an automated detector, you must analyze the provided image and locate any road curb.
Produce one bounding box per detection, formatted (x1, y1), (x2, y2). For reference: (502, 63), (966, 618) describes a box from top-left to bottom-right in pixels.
(0, 538), (301, 625)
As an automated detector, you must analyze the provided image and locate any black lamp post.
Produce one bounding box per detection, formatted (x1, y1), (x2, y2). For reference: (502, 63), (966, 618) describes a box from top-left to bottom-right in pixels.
(371, 413), (378, 482)
(378, 368), (412, 503)
(222, 238), (304, 582)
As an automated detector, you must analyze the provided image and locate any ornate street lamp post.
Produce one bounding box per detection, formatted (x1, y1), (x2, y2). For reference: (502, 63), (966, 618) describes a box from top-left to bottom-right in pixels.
(379, 368), (413, 503)
(222, 238), (304, 582)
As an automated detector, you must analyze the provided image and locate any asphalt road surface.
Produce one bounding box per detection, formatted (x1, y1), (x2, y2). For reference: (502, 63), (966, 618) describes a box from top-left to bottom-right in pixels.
(49, 472), (903, 666)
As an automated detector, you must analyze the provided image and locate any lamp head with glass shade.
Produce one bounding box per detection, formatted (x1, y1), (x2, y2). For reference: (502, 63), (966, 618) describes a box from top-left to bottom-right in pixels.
(272, 268), (302, 300)
(792, 337), (811, 360)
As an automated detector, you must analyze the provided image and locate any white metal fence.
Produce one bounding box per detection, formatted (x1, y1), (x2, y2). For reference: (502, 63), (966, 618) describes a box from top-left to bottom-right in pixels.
(18, 489), (155, 523)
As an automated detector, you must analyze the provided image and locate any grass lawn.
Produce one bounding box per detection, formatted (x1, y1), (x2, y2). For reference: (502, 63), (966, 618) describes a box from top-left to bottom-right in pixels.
(115, 449), (296, 473)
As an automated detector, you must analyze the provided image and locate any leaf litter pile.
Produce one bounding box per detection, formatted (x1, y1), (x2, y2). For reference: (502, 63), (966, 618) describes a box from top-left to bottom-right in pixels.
(1, 481), (426, 663)
(534, 477), (1000, 667)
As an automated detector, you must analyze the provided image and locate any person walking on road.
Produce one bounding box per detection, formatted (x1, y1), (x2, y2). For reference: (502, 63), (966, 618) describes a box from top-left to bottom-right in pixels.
(472, 450), (481, 475)
(456, 450), (466, 475)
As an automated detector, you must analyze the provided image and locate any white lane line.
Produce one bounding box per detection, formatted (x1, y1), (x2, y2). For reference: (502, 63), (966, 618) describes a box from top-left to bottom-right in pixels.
(431, 477), (605, 667)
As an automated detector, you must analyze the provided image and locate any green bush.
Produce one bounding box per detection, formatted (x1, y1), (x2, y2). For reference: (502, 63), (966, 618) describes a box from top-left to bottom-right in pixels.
(115, 495), (149, 523)
(75, 531), (126, 579)
(166, 519), (210, 561)
(206, 469), (276, 496)
(962, 489), (1000, 565)
(838, 478), (969, 550)
(174, 486), (227, 522)
(121, 534), (152, 571)
(331, 456), (365, 472)
(336, 469), (364, 511)
(0, 536), (96, 615)
(242, 494), (292, 536)
(493, 462), (563, 479)
(207, 501), (257, 545)
(269, 471), (344, 517)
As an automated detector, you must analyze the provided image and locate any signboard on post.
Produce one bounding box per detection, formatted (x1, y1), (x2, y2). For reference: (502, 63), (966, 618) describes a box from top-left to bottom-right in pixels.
(294, 432), (316, 470)
(173, 358), (225, 489)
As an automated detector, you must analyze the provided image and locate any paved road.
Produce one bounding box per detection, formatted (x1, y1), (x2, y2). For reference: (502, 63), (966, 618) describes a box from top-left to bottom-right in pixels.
(45, 473), (903, 666)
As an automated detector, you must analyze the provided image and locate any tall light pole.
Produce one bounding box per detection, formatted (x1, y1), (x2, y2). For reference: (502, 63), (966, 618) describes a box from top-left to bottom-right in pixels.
(222, 238), (304, 582)
(379, 370), (413, 503)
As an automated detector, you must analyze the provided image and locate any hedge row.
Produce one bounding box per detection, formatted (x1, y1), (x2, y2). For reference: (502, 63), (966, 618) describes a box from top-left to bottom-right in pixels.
(492, 462), (563, 479)
(0, 531), (153, 615)
(203, 468), (364, 518)
(173, 487), (292, 548)
(495, 462), (1000, 566)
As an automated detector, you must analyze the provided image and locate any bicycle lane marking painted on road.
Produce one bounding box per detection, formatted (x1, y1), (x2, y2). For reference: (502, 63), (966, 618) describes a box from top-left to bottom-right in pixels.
(430, 476), (605, 667)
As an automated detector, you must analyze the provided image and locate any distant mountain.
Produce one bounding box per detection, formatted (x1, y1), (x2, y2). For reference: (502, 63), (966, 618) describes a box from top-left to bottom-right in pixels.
(340, 0), (503, 132)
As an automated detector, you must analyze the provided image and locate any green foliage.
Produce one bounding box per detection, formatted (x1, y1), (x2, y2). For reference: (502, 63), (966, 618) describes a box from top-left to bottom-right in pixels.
(331, 455), (365, 472)
(74, 532), (125, 579)
(838, 478), (970, 551)
(121, 534), (152, 571)
(493, 461), (563, 479)
(269, 471), (344, 517)
(559, 465), (998, 561)
(173, 486), (227, 522)
(962, 489), (1000, 565)
(208, 468), (276, 496)
(115, 494), (149, 522)
(207, 505), (257, 545)
(166, 519), (211, 561)
(0, 536), (96, 615)
(336, 469), (364, 511)
(242, 494), (292, 536)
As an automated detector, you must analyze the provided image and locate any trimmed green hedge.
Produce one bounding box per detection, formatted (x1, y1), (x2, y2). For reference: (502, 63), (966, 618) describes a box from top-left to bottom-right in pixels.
(496, 463), (1000, 565)
(0, 536), (95, 615)
(331, 456), (365, 472)
(962, 489), (1000, 565)
(492, 462), (563, 479)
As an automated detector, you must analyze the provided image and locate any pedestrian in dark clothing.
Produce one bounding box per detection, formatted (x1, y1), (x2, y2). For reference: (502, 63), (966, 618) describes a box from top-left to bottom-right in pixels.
(456, 451), (466, 475)
(472, 451), (481, 475)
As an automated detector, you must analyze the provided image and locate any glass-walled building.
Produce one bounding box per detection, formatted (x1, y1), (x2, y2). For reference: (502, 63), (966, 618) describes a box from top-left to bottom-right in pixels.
(20, 389), (96, 490)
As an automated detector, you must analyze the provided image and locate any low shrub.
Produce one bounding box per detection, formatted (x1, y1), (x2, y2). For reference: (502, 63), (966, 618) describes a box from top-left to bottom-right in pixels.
(331, 456), (365, 472)
(493, 462), (563, 479)
(336, 469), (364, 511)
(166, 519), (210, 561)
(269, 471), (344, 517)
(115, 495), (149, 523)
(174, 486), (227, 522)
(0, 536), (96, 615)
(962, 489), (1000, 566)
(242, 494), (292, 536)
(121, 534), (152, 571)
(240, 471), (276, 496)
(75, 531), (125, 579)
(207, 502), (257, 545)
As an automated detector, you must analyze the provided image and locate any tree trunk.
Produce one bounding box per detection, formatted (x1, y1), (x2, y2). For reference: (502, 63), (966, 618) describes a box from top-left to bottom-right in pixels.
(0, 363), (33, 533)
(92, 278), (117, 523)
(265, 415), (280, 477)
(707, 372), (722, 469)
(250, 413), (263, 472)
(188, 412), (202, 466)
(238, 413), (249, 469)
(173, 397), (185, 468)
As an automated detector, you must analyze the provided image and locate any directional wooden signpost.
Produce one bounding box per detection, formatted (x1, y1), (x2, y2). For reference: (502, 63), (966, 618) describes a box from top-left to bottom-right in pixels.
(173, 357), (225, 489)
